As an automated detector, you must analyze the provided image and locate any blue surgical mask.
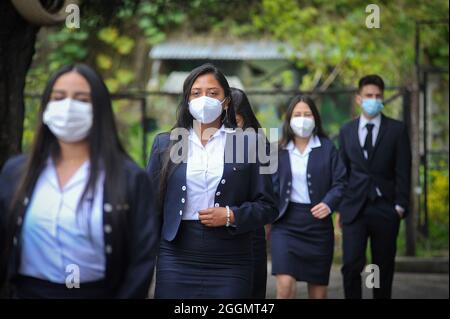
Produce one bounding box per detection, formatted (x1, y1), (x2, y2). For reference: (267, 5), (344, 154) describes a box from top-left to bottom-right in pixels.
(361, 98), (384, 117)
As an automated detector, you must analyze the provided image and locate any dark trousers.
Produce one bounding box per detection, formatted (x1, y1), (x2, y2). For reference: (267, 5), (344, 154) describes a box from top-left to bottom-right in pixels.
(341, 197), (400, 299)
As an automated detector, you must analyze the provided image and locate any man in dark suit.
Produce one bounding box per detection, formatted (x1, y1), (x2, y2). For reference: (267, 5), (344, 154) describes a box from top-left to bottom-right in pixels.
(338, 74), (411, 299)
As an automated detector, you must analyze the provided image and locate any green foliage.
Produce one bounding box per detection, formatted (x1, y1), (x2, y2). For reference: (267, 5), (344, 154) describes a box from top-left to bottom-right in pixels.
(395, 167), (449, 257)
(423, 168), (449, 253)
(46, 28), (89, 71)
(251, 0), (449, 88)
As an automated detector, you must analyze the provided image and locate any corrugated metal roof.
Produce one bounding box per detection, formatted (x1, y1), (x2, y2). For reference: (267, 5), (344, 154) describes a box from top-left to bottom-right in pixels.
(149, 41), (293, 60)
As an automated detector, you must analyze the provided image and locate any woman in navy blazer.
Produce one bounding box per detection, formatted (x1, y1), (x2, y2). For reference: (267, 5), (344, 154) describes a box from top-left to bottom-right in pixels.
(0, 64), (160, 299)
(231, 87), (270, 299)
(146, 63), (278, 299)
(271, 95), (346, 299)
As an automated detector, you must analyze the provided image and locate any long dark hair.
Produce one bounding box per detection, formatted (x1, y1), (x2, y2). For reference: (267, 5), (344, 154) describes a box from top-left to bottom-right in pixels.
(279, 95), (327, 148)
(231, 87), (262, 130)
(158, 63), (236, 207)
(9, 63), (129, 229)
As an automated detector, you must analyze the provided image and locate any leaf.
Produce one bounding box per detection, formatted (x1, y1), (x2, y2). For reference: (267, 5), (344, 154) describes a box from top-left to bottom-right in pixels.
(105, 78), (119, 93)
(98, 27), (119, 44)
(114, 36), (135, 55)
(115, 69), (134, 85)
(96, 53), (113, 70)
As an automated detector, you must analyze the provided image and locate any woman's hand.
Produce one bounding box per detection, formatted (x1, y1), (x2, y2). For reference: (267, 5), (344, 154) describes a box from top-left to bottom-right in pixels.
(199, 207), (235, 227)
(311, 202), (331, 219)
(335, 212), (342, 229)
(264, 224), (271, 241)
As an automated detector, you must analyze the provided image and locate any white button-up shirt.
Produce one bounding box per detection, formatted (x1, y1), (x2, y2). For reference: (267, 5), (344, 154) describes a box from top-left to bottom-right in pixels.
(184, 125), (227, 220)
(286, 135), (321, 204)
(19, 158), (105, 283)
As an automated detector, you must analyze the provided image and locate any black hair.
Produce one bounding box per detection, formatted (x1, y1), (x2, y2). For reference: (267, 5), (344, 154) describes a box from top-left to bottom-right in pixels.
(158, 63), (236, 208)
(279, 95), (327, 148)
(231, 87), (262, 131)
(358, 74), (385, 93)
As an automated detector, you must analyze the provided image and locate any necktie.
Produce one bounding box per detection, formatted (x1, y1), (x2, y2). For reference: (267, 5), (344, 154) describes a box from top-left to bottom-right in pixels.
(363, 123), (378, 201)
(363, 123), (374, 159)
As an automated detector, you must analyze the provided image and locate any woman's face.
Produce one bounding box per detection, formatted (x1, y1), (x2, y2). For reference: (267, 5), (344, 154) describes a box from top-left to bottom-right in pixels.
(235, 113), (244, 129)
(189, 73), (228, 108)
(291, 101), (313, 120)
(50, 71), (91, 103)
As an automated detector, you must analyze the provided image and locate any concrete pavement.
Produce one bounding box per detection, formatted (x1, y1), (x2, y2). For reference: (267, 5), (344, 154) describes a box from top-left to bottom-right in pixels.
(265, 263), (449, 299)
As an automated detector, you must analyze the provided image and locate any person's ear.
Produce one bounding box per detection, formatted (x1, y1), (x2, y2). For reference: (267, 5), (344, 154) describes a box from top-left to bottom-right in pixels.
(355, 94), (362, 106)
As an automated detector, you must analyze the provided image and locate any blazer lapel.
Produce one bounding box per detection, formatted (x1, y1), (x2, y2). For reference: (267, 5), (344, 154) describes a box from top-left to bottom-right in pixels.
(221, 129), (238, 180)
(279, 149), (292, 187)
(369, 114), (387, 161)
(350, 118), (369, 169)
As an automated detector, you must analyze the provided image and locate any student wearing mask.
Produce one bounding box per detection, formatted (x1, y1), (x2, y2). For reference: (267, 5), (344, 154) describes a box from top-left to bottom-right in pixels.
(231, 87), (269, 299)
(271, 95), (346, 299)
(147, 64), (278, 299)
(0, 64), (160, 299)
(339, 75), (411, 299)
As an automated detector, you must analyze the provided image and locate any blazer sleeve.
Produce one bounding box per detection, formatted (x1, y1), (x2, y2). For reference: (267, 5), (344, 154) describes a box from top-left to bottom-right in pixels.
(394, 124), (412, 215)
(116, 168), (161, 299)
(321, 144), (347, 212)
(338, 128), (350, 177)
(146, 134), (163, 195)
(228, 147), (279, 235)
(0, 164), (8, 289)
(0, 155), (27, 295)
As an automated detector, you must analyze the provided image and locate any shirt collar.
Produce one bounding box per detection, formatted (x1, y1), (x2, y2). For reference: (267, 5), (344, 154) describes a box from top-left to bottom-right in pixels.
(285, 135), (321, 155)
(189, 125), (227, 145)
(359, 113), (381, 130)
(44, 156), (90, 192)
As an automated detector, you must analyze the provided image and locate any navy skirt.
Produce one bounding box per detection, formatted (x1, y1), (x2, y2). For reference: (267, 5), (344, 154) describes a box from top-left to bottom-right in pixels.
(155, 221), (253, 299)
(271, 202), (334, 286)
(251, 227), (267, 299)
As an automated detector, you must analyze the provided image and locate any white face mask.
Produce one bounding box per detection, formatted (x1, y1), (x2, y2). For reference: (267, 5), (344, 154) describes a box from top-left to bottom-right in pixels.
(290, 116), (315, 138)
(43, 98), (93, 143)
(189, 96), (225, 124)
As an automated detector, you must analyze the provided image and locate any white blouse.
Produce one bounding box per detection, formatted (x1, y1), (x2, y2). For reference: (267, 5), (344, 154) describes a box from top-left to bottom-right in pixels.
(183, 125), (228, 220)
(286, 135), (321, 204)
(19, 158), (105, 283)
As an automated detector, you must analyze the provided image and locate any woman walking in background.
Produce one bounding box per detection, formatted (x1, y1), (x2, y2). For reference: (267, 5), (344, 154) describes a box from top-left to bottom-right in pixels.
(231, 87), (271, 299)
(271, 95), (346, 299)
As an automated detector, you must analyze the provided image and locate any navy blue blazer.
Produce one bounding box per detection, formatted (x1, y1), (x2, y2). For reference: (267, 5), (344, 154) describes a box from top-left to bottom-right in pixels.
(0, 154), (160, 298)
(146, 130), (279, 242)
(338, 114), (411, 224)
(273, 136), (347, 220)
